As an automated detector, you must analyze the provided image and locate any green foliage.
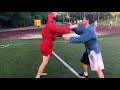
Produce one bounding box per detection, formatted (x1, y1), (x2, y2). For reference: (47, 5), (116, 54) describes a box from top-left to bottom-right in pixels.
(0, 12), (49, 28)
(0, 12), (114, 29)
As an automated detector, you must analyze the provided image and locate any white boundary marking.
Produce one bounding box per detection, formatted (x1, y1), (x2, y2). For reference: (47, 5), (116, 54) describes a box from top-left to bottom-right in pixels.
(0, 45), (10, 48)
(52, 51), (83, 78)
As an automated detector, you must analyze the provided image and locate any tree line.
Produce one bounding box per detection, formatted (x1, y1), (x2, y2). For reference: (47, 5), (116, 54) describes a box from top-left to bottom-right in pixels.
(0, 12), (114, 28)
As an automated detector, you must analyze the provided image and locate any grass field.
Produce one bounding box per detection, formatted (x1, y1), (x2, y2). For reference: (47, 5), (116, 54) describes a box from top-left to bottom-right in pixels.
(1, 34), (120, 78)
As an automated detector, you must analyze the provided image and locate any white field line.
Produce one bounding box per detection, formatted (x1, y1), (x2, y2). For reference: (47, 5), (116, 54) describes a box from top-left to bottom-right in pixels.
(52, 51), (84, 78)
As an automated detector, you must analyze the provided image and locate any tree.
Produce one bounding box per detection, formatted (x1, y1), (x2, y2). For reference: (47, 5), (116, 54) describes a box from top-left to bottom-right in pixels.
(0, 12), (15, 28)
(0, 12), (50, 28)
(10, 12), (33, 28)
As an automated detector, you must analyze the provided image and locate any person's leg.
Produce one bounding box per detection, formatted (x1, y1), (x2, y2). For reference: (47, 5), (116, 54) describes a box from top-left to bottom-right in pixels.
(108, 25), (110, 30)
(89, 51), (105, 78)
(96, 70), (104, 78)
(81, 63), (88, 76)
(110, 25), (112, 30)
(110, 24), (112, 30)
(80, 52), (90, 77)
(96, 53), (104, 78)
(35, 55), (50, 78)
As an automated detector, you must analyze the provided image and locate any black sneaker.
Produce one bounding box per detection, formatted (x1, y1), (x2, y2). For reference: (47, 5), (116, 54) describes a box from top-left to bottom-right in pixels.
(79, 73), (89, 78)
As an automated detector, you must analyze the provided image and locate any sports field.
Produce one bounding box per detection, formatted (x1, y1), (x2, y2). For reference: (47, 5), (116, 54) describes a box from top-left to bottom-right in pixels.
(0, 34), (120, 78)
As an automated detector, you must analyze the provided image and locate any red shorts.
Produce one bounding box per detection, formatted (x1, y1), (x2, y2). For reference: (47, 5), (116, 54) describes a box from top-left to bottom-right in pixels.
(40, 41), (53, 56)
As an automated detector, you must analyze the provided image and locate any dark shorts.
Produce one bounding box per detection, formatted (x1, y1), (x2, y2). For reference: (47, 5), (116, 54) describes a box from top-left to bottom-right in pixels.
(81, 52), (90, 65)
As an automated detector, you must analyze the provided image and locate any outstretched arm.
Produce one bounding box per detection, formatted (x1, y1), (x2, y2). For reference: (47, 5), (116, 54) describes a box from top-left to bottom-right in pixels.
(62, 30), (94, 43)
(70, 30), (93, 43)
(49, 23), (78, 34)
(72, 28), (84, 35)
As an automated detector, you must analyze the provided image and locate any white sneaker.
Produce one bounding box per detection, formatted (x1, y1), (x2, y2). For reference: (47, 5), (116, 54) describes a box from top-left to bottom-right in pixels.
(35, 73), (47, 78)
(42, 73), (47, 76)
(35, 76), (40, 78)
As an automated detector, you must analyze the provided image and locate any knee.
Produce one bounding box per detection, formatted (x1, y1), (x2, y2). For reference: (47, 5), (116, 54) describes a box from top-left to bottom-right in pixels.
(42, 60), (49, 66)
(96, 70), (104, 78)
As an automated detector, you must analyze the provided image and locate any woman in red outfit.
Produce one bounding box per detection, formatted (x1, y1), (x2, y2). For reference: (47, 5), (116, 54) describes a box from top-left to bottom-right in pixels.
(35, 12), (78, 78)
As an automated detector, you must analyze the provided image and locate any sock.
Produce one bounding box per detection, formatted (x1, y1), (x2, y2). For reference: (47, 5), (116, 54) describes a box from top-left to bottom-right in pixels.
(84, 72), (88, 76)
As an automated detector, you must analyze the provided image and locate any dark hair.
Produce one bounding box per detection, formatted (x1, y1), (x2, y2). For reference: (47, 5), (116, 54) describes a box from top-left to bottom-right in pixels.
(85, 14), (94, 24)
